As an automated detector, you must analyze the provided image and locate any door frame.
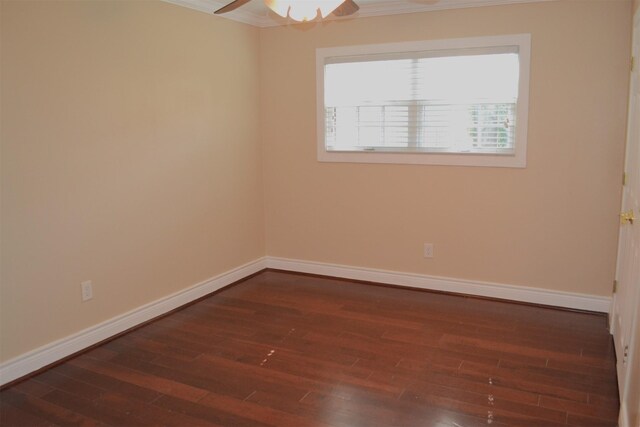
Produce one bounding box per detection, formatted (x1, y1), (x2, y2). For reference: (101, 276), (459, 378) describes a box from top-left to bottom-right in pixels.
(611, 6), (640, 427)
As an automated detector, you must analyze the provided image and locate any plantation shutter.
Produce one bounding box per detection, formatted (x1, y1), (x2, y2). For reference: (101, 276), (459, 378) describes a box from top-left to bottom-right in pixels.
(323, 47), (520, 154)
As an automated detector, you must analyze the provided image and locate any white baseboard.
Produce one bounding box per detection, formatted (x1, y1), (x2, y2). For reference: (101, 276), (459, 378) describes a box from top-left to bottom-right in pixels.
(265, 257), (611, 313)
(0, 257), (267, 387)
(618, 401), (629, 427)
(1, 255), (612, 387)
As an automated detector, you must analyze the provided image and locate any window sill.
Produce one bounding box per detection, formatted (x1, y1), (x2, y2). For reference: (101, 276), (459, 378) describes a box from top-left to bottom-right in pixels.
(317, 149), (526, 168)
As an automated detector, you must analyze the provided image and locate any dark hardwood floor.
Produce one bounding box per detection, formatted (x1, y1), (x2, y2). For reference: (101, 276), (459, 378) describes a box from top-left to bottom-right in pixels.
(0, 270), (619, 426)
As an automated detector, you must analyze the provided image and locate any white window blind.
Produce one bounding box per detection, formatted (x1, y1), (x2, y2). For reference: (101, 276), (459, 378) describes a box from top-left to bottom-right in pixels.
(323, 50), (520, 154)
(317, 35), (531, 167)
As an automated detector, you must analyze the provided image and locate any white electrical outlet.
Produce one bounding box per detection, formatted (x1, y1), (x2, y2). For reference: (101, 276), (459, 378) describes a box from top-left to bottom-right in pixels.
(423, 243), (434, 258)
(81, 280), (93, 302)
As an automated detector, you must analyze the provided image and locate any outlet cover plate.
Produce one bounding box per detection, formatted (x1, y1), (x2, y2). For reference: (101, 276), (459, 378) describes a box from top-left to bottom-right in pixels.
(424, 243), (434, 258)
(81, 280), (93, 302)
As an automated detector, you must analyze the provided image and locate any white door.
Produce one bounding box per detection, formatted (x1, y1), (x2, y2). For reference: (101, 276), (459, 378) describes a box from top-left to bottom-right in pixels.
(612, 10), (640, 406)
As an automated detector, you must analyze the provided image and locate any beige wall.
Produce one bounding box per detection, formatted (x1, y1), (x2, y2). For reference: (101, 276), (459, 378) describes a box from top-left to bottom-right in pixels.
(260, 0), (631, 296)
(0, 0), (263, 362)
(0, 0), (634, 366)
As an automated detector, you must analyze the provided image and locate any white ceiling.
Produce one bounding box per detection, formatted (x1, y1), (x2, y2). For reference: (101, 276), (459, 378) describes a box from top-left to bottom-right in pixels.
(162, 0), (553, 27)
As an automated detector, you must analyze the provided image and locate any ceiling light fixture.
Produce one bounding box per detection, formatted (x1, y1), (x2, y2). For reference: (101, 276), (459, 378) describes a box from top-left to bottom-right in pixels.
(264, 0), (346, 21)
(214, 0), (360, 22)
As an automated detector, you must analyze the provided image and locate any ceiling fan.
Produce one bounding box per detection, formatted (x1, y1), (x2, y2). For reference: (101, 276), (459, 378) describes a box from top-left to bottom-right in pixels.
(214, 0), (360, 22)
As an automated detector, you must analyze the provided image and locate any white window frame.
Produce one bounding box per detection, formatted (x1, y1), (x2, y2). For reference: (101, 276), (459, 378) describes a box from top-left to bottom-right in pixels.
(316, 34), (531, 168)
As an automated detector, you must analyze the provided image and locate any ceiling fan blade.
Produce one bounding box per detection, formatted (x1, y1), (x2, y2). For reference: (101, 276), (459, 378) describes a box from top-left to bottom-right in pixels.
(331, 0), (359, 17)
(214, 0), (252, 14)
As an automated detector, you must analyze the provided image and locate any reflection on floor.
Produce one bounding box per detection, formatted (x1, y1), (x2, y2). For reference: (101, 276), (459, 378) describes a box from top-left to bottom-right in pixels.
(0, 270), (619, 426)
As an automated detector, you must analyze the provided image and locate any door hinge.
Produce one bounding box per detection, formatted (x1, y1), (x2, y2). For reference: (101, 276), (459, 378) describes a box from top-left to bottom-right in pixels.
(613, 280), (618, 293)
(623, 345), (629, 364)
(633, 56), (636, 72)
(623, 172), (627, 186)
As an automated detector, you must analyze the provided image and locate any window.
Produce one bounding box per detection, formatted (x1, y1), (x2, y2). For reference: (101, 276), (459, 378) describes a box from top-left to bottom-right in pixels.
(316, 34), (531, 167)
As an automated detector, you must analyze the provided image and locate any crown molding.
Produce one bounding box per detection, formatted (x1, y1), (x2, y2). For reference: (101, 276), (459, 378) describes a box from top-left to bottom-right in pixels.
(162, 0), (556, 28)
(163, 0), (215, 14)
(162, 0), (271, 27)
(334, 0), (555, 21)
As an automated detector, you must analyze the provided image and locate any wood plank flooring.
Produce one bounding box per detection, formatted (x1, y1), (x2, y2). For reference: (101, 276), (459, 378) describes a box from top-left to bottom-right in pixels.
(0, 271), (619, 426)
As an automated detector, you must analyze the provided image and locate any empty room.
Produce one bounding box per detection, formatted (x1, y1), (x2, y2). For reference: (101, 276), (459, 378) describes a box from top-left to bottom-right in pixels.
(1, 0), (639, 425)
